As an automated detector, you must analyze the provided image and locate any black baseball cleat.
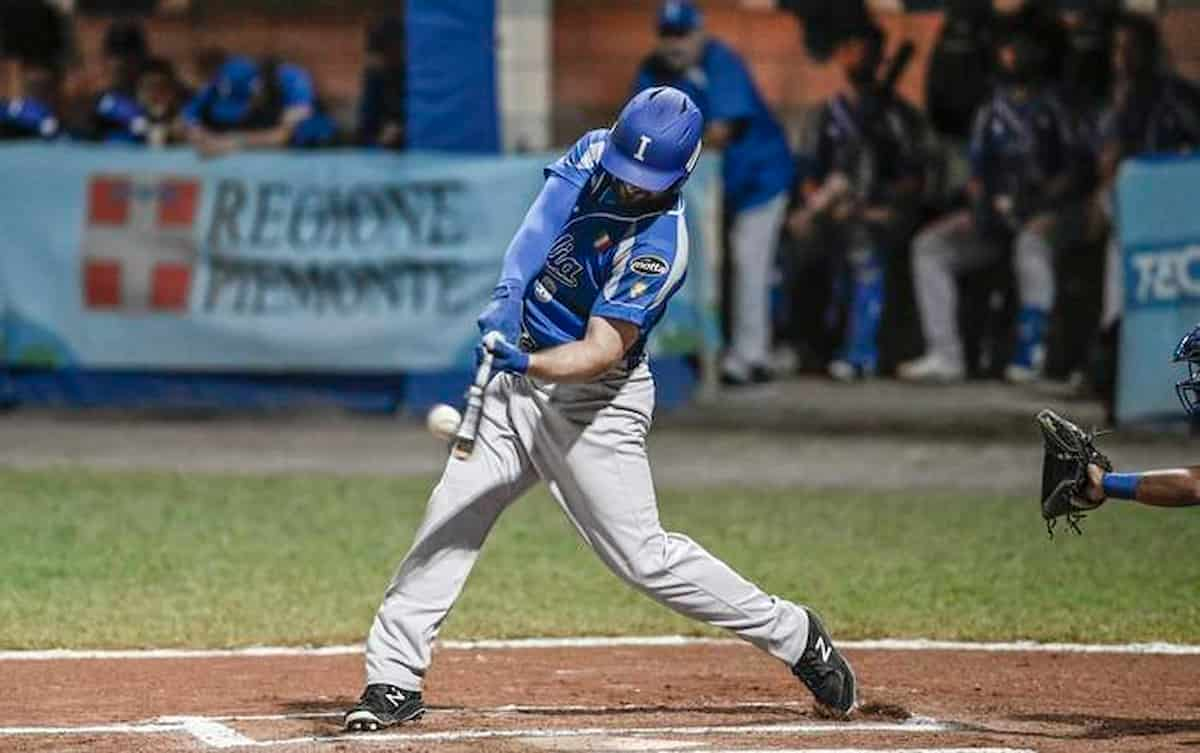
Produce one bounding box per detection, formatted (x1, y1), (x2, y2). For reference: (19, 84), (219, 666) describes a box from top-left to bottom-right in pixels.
(792, 608), (857, 719)
(344, 684), (425, 732)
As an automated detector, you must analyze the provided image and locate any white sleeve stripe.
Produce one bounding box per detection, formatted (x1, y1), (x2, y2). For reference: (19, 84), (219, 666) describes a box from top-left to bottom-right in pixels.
(685, 138), (702, 173)
(651, 213), (688, 309)
(603, 236), (637, 302)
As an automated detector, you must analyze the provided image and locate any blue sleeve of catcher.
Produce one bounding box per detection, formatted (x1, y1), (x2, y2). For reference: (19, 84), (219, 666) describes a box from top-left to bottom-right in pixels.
(497, 174), (580, 292)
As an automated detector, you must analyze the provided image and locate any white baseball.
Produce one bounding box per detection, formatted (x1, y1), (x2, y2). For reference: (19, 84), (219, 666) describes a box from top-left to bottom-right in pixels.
(426, 403), (462, 441)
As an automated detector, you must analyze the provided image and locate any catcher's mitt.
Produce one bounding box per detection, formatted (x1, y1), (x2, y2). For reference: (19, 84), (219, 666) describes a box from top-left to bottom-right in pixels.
(1036, 409), (1112, 537)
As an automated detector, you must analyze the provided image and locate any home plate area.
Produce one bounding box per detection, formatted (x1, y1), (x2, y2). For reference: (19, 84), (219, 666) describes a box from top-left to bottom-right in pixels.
(2, 639), (1198, 752)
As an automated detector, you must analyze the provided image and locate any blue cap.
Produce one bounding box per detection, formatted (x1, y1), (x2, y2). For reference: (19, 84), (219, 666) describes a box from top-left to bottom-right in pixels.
(210, 56), (261, 124)
(658, 0), (702, 35)
(600, 86), (703, 193)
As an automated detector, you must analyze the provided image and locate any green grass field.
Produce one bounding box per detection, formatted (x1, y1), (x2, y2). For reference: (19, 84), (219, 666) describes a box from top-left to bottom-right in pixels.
(1, 467), (1197, 649)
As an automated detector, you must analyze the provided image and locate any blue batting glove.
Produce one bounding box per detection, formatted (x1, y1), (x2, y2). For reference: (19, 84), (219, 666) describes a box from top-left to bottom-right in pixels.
(484, 335), (530, 375)
(477, 281), (524, 346)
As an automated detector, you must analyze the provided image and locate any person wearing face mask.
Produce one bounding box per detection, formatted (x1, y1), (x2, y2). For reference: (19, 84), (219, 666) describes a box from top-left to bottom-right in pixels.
(631, 0), (795, 387)
(899, 30), (1091, 384)
(787, 24), (925, 381)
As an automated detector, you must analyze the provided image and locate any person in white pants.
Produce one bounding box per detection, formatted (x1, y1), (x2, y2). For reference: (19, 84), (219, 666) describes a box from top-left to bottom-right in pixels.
(343, 87), (857, 734)
(630, 0), (795, 386)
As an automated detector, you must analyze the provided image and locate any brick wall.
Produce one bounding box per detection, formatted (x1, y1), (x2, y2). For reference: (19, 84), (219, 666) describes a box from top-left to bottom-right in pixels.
(9, 4), (1200, 147)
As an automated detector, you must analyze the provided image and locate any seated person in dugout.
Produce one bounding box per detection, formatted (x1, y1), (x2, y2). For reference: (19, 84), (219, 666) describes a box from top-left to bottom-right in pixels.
(788, 24), (925, 382)
(898, 29), (1094, 384)
(183, 55), (337, 157)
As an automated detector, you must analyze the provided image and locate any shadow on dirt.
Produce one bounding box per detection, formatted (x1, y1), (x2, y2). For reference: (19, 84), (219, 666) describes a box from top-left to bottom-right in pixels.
(1009, 712), (1200, 741)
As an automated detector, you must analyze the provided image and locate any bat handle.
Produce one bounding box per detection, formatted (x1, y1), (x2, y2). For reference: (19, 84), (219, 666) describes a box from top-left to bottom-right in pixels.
(451, 334), (500, 459)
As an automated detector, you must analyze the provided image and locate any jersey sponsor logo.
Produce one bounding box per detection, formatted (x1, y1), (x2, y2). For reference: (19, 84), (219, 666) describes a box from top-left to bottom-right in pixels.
(533, 278), (554, 303)
(630, 255), (669, 277)
(546, 234), (584, 287)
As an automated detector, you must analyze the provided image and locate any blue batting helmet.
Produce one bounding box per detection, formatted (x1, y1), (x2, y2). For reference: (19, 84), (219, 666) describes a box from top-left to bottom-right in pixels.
(600, 86), (703, 194)
(1174, 323), (1200, 415)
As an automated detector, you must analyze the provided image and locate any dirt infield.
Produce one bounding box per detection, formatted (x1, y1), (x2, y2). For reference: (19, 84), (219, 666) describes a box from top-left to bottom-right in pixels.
(4, 642), (1198, 752)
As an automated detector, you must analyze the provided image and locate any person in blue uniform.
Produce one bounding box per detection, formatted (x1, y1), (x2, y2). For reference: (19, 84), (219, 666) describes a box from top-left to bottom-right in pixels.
(342, 87), (857, 734)
(182, 55), (336, 157)
(0, 59), (61, 141)
(93, 57), (188, 147)
(90, 20), (148, 144)
(789, 24), (926, 381)
(632, 0), (794, 386)
(1078, 324), (1200, 509)
(899, 29), (1091, 383)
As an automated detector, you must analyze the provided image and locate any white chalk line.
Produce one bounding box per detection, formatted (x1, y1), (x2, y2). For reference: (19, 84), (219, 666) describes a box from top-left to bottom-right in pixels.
(3, 634), (1199, 661)
(163, 716), (257, 748)
(211, 700), (811, 722)
(0, 716), (951, 748)
(228, 720), (954, 748)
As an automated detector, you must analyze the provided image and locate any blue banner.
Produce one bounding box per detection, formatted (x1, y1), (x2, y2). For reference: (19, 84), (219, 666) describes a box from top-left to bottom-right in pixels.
(1115, 155), (1200, 425)
(0, 144), (718, 377)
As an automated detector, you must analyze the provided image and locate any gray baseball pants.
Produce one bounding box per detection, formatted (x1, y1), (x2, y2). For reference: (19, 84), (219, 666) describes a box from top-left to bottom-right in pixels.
(725, 192), (790, 375)
(911, 210), (1056, 364)
(364, 361), (811, 691)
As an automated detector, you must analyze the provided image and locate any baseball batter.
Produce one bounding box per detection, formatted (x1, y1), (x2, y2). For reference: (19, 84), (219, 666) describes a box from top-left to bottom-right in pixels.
(344, 87), (857, 732)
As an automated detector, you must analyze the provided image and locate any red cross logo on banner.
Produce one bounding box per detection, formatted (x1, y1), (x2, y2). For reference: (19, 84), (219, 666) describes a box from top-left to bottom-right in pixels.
(82, 174), (200, 312)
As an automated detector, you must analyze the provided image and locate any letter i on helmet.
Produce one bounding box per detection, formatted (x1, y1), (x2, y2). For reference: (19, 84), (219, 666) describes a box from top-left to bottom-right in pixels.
(601, 86), (704, 194)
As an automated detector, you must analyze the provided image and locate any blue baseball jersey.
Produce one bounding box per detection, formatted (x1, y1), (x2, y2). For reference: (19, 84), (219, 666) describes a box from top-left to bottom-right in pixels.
(94, 90), (148, 143)
(634, 39), (792, 214)
(182, 62), (335, 147)
(969, 88), (1079, 204)
(522, 129), (689, 366)
(0, 97), (59, 141)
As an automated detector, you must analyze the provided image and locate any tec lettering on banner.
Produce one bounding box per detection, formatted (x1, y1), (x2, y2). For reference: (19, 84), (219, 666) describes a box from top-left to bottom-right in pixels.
(82, 174), (200, 313)
(1126, 243), (1200, 309)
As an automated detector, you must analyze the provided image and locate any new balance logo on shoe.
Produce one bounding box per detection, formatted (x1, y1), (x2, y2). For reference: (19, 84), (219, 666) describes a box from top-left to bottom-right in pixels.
(384, 690), (406, 708)
(816, 636), (832, 663)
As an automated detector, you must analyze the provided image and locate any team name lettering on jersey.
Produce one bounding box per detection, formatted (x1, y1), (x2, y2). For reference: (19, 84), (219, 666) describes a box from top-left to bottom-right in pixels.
(547, 234), (584, 287)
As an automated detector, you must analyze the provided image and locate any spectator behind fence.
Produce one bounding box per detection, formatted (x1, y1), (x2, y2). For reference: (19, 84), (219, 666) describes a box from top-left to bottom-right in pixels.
(357, 14), (407, 149)
(94, 55), (188, 147)
(183, 55), (337, 157)
(899, 29), (1090, 384)
(788, 24), (925, 381)
(1097, 13), (1200, 340)
(632, 0), (794, 387)
(0, 60), (62, 141)
(90, 19), (148, 143)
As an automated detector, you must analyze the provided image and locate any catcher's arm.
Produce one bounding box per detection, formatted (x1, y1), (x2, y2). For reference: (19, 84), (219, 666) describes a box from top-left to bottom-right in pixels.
(1086, 464), (1200, 508)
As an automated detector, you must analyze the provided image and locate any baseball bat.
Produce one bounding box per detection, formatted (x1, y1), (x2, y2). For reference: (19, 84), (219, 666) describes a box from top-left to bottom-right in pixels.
(880, 40), (915, 97)
(451, 331), (501, 460)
